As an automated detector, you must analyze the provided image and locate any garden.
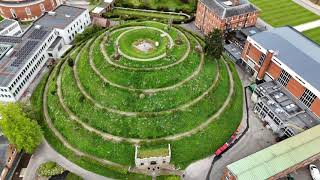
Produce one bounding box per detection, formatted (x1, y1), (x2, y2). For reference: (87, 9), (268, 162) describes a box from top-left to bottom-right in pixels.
(31, 21), (243, 179)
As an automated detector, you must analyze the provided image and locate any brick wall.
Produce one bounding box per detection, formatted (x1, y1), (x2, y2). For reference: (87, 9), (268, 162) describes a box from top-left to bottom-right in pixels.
(311, 98), (320, 117)
(195, 1), (259, 34)
(0, 0), (56, 21)
(246, 44), (262, 64)
(267, 62), (282, 79)
(286, 78), (305, 98)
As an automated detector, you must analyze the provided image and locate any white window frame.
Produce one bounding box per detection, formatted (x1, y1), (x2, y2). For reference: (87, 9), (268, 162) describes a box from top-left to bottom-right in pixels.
(25, 7), (31, 16)
(40, 3), (46, 12)
(300, 89), (316, 108)
(10, 9), (17, 18)
(277, 70), (291, 87)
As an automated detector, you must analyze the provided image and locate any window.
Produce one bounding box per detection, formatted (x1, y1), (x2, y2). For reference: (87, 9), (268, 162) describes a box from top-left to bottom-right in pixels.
(258, 53), (266, 66)
(40, 4), (45, 12)
(300, 89), (316, 108)
(10, 9), (17, 18)
(0, 8), (3, 14)
(25, 7), (31, 15)
(277, 70), (291, 87)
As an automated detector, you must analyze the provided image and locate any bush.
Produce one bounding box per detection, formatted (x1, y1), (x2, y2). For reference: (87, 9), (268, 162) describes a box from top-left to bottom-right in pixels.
(66, 172), (84, 180)
(37, 161), (65, 177)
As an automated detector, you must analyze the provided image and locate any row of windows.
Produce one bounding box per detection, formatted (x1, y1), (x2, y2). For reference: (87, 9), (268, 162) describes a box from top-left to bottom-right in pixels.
(9, 33), (55, 91)
(13, 54), (46, 97)
(277, 69), (317, 108)
(0, 94), (12, 98)
(0, 88), (8, 92)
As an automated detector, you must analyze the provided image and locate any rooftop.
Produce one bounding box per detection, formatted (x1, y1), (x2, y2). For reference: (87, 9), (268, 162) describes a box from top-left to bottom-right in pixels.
(0, 5), (86, 87)
(250, 26), (320, 91)
(34, 5), (86, 29)
(200, 0), (258, 18)
(0, 19), (16, 32)
(255, 81), (319, 134)
(227, 125), (320, 180)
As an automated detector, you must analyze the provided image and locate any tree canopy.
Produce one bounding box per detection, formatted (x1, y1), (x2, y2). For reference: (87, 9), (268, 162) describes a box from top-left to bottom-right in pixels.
(204, 29), (224, 59)
(0, 103), (43, 153)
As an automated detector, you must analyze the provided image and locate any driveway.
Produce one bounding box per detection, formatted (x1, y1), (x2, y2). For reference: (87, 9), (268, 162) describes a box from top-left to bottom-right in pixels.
(23, 140), (112, 180)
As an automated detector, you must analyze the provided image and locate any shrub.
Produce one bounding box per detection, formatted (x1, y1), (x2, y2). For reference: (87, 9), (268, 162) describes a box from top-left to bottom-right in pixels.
(37, 161), (65, 177)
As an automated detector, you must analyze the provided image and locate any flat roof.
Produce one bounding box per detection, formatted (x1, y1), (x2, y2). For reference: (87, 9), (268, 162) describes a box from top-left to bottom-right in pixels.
(0, 19), (16, 31)
(227, 125), (320, 180)
(250, 26), (320, 91)
(256, 81), (319, 134)
(34, 5), (86, 29)
(200, 0), (258, 18)
(0, 5), (86, 87)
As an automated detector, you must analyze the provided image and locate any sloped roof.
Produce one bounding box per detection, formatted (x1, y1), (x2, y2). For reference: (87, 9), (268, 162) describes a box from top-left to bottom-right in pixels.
(250, 26), (320, 91)
(227, 125), (320, 180)
(200, 0), (258, 18)
(0, 136), (9, 172)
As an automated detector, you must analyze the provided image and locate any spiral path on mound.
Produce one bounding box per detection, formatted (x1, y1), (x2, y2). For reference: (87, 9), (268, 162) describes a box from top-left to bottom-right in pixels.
(42, 21), (238, 172)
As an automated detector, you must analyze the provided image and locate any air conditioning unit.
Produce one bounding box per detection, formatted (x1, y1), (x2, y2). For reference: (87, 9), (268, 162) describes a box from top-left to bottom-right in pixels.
(35, 25), (42, 29)
(48, 11), (56, 16)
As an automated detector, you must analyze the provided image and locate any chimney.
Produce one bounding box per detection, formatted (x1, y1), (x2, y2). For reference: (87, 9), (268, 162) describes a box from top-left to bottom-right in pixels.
(257, 50), (274, 80)
(232, 0), (240, 6)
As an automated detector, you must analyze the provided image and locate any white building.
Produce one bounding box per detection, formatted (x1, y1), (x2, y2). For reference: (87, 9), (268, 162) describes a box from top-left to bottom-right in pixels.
(0, 19), (22, 36)
(0, 5), (91, 102)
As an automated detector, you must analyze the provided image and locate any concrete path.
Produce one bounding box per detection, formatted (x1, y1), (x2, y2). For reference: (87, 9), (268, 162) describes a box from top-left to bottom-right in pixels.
(294, 0), (320, 16)
(256, 18), (273, 30)
(23, 140), (111, 180)
(294, 19), (320, 32)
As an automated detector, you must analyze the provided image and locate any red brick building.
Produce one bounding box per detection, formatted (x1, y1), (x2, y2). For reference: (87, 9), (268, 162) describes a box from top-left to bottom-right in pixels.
(241, 26), (320, 118)
(195, 0), (259, 34)
(0, 0), (64, 21)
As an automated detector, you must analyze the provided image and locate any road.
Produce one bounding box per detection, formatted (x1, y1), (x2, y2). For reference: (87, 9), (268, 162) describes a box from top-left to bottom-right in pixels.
(23, 140), (111, 180)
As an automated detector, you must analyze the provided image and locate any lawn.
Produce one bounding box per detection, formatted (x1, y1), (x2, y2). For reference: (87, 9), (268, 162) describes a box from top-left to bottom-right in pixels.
(30, 21), (243, 178)
(303, 27), (320, 44)
(250, 0), (320, 27)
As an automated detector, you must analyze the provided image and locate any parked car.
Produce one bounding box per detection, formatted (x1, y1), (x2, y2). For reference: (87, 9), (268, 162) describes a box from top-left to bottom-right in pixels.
(310, 164), (320, 180)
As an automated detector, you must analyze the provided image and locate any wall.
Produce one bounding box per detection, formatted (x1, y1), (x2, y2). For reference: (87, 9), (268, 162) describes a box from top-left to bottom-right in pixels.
(0, 21), (22, 36)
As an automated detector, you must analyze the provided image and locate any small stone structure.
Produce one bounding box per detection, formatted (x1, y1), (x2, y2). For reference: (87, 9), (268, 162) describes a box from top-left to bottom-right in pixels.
(135, 144), (171, 169)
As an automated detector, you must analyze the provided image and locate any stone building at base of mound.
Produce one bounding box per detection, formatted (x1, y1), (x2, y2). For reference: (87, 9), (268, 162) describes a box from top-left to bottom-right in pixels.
(135, 144), (171, 170)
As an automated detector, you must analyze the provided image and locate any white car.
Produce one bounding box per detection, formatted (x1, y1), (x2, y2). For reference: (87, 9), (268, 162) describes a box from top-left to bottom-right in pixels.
(310, 164), (320, 180)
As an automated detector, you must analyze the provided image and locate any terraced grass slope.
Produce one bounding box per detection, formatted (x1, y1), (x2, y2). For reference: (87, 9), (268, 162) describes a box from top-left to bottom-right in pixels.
(250, 0), (319, 27)
(32, 21), (243, 178)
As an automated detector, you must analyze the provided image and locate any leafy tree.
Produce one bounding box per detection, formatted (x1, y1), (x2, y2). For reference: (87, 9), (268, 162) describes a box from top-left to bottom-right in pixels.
(74, 25), (103, 45)
(204, 29), (224, 59)
(66, 172), (84, 180)
(0, 103), (43, 153)
(37, 161), (65, 177)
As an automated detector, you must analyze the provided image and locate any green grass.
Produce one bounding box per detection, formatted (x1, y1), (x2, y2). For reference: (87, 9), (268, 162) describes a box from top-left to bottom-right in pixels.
(303, 27), (320, 45)
(118, 28), (169, 59)
(115, 0), (197, 14)
(108, 9), (187, 20)
(30, 21), (243, 178)
(250, 0), (320, 27)
(138, 148), (169, 158)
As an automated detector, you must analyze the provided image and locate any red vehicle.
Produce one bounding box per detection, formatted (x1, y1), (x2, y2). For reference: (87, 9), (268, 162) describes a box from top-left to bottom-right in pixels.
(214, 143), (229, 156)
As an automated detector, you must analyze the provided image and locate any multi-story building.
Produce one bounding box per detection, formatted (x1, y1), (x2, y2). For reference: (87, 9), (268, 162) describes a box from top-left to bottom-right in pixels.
(240, 26), (320, 137)
(0, 0), (65, 21)
(0, 5), (91, 102)
(0, 19), (22, 36)
(195, 0), (259, 34)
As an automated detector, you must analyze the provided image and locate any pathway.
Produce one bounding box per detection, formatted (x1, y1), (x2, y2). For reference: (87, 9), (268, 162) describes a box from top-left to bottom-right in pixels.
(294, 0), (320, 16)
(23, 140), (111, 180)
(294, 19), (320, 32)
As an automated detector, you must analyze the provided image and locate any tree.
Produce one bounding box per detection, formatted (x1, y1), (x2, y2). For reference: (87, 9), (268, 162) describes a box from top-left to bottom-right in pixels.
(204, 29), (224, 59)
(0, 103), (43, 153)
